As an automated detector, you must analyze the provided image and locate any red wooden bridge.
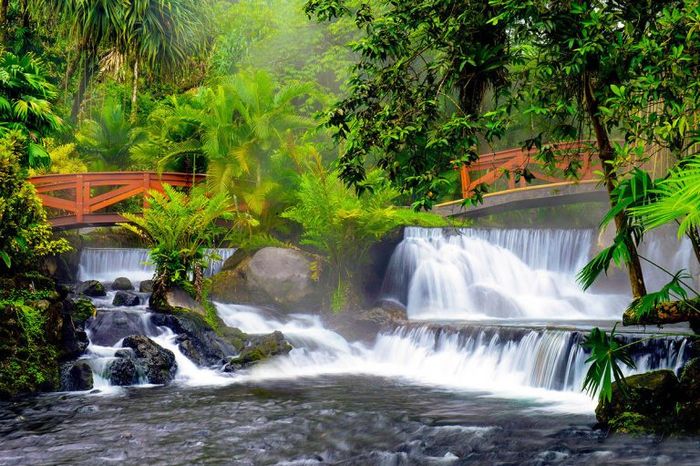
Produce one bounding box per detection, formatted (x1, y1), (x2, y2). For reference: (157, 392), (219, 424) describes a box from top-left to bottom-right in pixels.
(437, 140), (608, 217)
(29, 172), (204, 229)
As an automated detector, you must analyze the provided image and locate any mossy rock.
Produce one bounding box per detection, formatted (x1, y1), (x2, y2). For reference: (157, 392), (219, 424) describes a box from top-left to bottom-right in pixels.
(596, 370), (679, 428)
(679, 357), (700, 401)
(71, 298), (96, 324)
(224, 330), (292, 371)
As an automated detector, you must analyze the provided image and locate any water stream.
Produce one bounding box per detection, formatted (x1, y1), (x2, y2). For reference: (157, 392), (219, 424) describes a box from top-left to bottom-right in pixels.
(1, 228), (699, 464)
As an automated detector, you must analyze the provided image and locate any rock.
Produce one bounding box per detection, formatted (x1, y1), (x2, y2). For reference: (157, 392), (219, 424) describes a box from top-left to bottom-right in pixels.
(59, 299), (90, 361)
(75, 280), (106, 297)
(608, 412), (654, 434)
(595, 369), (680, 429)
(324, 304), (407, 342)
(676, 401), (700, 433)
(106, 358), (138, 386)
(112, 291), (141, 307)
(151, 312), (241, 367)
(211, 247), (319, 311)
(150, 286), (205, 315)
(223, 331), (292, 372)
(87, 311), (157, 346)
(679, 357), (700, 401)
(122, 336), (177, 385)
(139, 280), (154, 293)
(61, 361), (94, 391)
(112, 277), (134, 291)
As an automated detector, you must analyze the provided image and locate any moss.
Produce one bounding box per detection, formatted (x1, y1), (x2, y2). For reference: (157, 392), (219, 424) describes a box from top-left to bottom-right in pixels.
(0, 302), (60, 398)
(72, 298), (96, 323)
(608, 412), (654, 434)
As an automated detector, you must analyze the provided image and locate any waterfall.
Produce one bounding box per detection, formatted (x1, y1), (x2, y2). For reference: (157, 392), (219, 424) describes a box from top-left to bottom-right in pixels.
(215, 303), (689, 412)
(78, 247), (236, 283)
(381, 227), (627, 320)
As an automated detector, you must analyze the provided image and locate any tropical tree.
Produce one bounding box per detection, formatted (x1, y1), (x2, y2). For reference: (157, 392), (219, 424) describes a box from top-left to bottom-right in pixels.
(197, 70), (318, 223)
(0, 131), (70, 272)
(75, 98), (138, 170)
(0, 51), (60, 168)
(305, 0), (511, 210)
(121, 0), (211, 120)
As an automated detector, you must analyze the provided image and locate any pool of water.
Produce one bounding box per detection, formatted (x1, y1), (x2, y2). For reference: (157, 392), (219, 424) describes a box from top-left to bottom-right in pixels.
(1, 376), (699, 465)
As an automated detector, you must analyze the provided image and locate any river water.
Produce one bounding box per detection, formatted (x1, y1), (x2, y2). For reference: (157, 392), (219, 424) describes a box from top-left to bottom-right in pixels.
(1, 228), (699, 465)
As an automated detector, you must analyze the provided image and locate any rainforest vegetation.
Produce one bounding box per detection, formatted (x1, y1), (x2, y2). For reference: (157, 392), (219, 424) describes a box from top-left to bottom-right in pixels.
(0, 0), (699, 436)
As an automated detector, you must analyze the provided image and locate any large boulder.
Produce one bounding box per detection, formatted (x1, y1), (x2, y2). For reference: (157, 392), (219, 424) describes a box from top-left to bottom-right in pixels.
(112, 277), (134, 291)
(60, 361), (94, 391)
(596, 370), (680, 431)
(87, 310), (157, 346)
(75, 280), (106, 297)
(210, 247), (319, 311)
(112, 291), (140, 307)
(223, 331), (292, 372)
(122, 335), (177, 385)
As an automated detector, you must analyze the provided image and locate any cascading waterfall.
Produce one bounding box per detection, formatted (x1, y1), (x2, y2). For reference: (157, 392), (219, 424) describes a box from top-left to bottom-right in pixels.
(78, 247), (236, 283)
(381, 227), (629, 320)
(72, 232), (692, 413)
(215, 303), (688, 412)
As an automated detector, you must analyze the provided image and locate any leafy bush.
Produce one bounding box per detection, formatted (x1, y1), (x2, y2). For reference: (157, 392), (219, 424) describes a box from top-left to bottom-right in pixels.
(120, 184), (238, 299)
(0, 133), (70, 272)
(282, 168), (448, 310)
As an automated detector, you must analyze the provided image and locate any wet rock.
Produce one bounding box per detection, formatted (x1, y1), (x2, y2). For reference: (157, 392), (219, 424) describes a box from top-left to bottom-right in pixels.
(150, 286), (205, 315)
(324, 303), (407, 342)
(679, 357), (700, 401)
(223, 331), (292, 372)
(122, 336), (177, 385)
(210, 247), (320, 311)
(75, 280), (106, 297)
(87, 311), (156, 346)
(151, 312), (241, 367)
(139, 280), (154, 293)
(596, 370), (680, 431)
(112, 277), (134, 291)
(61, 361), (94, 391)
(112, 291), (140, 307)
(106, 358), (138, 386)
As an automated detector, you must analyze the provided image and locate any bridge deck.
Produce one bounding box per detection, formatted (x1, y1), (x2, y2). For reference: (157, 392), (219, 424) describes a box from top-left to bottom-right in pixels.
(435, 180), (608, 218)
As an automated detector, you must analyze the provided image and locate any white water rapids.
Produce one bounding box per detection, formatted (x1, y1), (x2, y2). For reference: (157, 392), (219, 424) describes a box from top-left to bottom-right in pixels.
(75, 228), (693, 412)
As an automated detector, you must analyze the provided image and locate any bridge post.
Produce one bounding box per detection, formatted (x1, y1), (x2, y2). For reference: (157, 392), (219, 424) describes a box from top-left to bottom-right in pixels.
(143, 172), (151, 208)
(460, 165), (471, 199)
(75, 174), (83, 223)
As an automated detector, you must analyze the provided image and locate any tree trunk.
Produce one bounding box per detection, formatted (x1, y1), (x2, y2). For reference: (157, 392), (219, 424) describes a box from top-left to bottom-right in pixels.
(130, 60), (139, 123)
(0, 0), (9, 26)
(71, 43), (97, 123)
(583, 73), (647, 298)
(193, 263), (203, 302)
(686, 226), (700, 266)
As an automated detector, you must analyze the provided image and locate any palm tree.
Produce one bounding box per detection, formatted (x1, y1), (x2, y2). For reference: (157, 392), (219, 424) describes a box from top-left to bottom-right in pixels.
(0, 51), (60, 168)
(75, 98), (137, 170)
(199, 70), (317, 198)
(122, 0), (210, 121)
(130, 93), (206, 173)
(37, 0), (124, 121)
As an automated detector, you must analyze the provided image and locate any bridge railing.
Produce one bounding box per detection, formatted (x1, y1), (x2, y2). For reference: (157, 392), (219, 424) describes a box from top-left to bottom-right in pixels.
(460, 140), (601, 199)
(30, 171), (205, 228)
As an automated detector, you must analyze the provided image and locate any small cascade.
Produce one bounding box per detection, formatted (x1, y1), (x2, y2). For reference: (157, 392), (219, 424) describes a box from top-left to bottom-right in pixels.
(381, 227), (627, 320)
(78, 247), (236, 283)
(215, 303), (689, 411)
